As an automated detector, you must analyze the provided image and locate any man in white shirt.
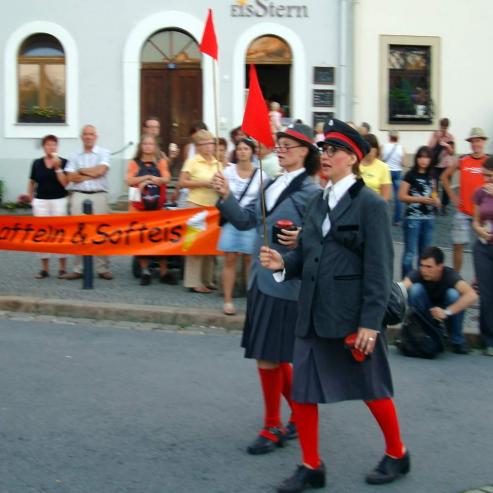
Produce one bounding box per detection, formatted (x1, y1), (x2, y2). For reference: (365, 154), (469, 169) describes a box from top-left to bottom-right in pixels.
(62, 125), (113, 280)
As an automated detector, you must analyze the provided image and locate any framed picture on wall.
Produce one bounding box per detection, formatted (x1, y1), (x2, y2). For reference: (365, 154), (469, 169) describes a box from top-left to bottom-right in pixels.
(313, 89), (334, 107)
(313, 67), (335, 85)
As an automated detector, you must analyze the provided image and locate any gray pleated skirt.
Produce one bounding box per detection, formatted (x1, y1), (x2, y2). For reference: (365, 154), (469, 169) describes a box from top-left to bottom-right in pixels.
(241, 283), (298, 363)
(292, 328), (394, 404)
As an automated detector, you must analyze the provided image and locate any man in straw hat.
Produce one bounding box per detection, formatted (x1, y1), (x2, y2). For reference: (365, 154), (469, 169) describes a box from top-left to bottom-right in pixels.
(441, 127), (489, 273)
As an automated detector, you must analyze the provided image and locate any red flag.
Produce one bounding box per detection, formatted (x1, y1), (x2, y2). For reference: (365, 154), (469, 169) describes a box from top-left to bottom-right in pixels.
(241, 65), (275, 148)
(200, 9), (218, 60)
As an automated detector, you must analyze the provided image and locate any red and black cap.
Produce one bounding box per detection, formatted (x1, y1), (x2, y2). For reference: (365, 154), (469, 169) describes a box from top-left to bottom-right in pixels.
(276, 123), (318, 151)
(319, 119), (370, 161)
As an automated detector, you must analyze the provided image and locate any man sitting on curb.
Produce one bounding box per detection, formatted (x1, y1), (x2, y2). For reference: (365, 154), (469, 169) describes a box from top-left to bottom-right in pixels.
(402, 246), (478, 354)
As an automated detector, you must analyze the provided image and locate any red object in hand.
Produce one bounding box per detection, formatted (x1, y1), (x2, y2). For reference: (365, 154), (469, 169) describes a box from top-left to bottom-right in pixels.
(272, 219), (297, 245)
(276, 220), (295, 230)
(344, 333), (367, 362)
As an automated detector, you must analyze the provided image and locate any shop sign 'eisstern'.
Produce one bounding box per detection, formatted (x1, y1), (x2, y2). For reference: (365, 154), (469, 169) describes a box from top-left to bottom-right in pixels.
(231, 0), (308, 18)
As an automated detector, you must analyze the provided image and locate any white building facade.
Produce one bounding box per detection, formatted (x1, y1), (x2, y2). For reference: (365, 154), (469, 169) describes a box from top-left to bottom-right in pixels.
(1, 0), (492, 201)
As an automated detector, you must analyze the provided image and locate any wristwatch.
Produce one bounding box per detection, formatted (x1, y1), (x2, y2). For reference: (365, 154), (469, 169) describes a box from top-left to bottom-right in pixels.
(444, 309), (453, 318)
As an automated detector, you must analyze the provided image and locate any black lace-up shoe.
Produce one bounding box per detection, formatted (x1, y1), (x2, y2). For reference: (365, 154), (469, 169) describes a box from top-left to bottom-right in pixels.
(247, 427), (286, 455)
(277, 463), (326, 493)
(365, 450), (410, 484)
(284, 421), (298, 440)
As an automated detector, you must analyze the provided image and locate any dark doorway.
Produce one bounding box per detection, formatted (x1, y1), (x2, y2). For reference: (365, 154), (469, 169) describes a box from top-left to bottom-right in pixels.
(245, 64), (291, 117)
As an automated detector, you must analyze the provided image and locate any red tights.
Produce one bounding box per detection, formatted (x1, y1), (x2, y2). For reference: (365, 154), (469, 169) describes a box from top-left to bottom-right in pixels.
(293, 398), (405, 469)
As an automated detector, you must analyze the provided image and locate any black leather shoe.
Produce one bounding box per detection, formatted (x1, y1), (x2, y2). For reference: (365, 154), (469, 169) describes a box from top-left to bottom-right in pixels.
(247, 427), (285, 455)
(140, 273), (151, 286)
(365, 450), (410, 484)
(452, 343), (469, 354)
(277, 463), (326, 493)
(284, 421), (298, 440)
(160, 272), (178, 285)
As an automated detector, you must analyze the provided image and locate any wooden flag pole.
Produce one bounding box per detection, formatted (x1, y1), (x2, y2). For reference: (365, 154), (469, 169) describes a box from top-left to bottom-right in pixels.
(257, 155), (269, 247)
(212, 58), (221, 171)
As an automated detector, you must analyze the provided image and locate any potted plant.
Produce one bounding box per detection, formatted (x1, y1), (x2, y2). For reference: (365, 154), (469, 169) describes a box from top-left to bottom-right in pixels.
(18, 105), (65, 123)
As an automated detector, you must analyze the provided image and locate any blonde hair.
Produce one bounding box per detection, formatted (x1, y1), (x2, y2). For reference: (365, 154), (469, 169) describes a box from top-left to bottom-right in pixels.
(193, 129), (215, 145)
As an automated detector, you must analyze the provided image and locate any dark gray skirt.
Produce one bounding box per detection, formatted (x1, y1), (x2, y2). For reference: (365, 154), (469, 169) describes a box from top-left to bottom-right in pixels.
(241, 283), (298, 363)
(292, 328), (394, 404)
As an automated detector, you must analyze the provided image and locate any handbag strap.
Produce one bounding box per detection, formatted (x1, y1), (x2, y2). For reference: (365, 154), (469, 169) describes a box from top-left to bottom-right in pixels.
(237, 168), (258, 204)
(383, 144), (398, 163)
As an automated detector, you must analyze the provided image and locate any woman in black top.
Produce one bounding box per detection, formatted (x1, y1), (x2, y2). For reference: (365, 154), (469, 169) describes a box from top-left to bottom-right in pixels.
(398, 146), (440, 278)
(28, 134), (69, 279)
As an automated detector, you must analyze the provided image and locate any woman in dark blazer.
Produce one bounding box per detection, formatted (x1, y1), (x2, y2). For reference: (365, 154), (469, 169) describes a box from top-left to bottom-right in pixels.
(213, 124), (320, 455)
(260, 119), (409, 492)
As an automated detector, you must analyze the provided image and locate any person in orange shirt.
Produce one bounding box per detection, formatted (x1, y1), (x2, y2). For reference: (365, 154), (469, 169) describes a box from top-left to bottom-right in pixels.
(441, 127), (488, 272)
(126, 134), (174, 286)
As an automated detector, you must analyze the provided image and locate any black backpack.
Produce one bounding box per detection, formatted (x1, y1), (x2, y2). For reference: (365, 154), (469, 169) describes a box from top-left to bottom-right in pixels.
(396, 308), (445, 359)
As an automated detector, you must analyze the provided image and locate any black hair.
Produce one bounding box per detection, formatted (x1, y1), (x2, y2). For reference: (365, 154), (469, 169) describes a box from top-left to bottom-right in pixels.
(229, 126), (244, 141)
(439, 117), (450, 128)
(217, 137), (228, 148)
(41, 134), (58, 146)
(363, 133), (380, 158)
(235, 137), (256, 157)
(189, 121), (208, 135)
(420, 246), (444, 265)
(303, 147), (321, 176)
(412, 145), (433, 176)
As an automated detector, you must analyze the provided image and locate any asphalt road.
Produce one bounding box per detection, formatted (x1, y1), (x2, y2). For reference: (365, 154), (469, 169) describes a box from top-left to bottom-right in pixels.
(0, 316), (491, 493)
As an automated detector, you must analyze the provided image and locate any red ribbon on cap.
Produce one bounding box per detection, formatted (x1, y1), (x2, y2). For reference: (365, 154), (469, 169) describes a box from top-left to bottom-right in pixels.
(325, 131), (363, 160)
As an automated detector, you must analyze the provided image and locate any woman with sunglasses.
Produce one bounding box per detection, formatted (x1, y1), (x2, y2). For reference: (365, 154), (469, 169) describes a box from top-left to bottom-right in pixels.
(260, 119), (409, 492)
(213, 124), (320, 456)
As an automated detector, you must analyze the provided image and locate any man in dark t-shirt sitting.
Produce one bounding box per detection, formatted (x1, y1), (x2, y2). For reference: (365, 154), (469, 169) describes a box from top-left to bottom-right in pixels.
(402, 246), (478, 354)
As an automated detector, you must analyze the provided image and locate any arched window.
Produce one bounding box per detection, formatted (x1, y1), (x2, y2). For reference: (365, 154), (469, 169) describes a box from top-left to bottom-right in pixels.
(141, 29), (201, 65)
(18, 33), (65, 123)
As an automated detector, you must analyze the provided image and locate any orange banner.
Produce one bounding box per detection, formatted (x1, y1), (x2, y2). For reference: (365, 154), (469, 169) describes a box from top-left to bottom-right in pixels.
(0, 208), (222, 256)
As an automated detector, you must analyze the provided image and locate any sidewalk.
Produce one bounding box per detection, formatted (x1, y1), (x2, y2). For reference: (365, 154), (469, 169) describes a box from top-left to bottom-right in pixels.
(0, 236), (480, 345)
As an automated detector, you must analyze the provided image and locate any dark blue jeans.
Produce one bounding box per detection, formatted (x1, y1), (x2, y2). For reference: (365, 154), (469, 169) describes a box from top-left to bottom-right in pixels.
(391, 171), (402, 223)
(408, 283), (465, 345)
(402, 217), (435, 278)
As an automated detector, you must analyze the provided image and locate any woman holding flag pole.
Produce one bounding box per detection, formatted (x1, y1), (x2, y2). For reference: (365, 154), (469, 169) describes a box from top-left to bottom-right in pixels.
(213, 64), (320, 455)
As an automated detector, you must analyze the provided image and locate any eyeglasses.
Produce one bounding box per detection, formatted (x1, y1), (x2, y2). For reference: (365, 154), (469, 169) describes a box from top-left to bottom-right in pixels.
(319, 145), (347, 157)
(274, 145), (303, 153)
(197, 141), (215, 146)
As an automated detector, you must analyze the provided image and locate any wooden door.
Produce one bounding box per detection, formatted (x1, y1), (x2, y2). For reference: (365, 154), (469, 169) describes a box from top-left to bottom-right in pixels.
(141, 67), (202, 167)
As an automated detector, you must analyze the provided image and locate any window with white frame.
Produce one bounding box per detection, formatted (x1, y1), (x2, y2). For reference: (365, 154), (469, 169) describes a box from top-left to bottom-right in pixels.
(380, 35), (440, 131)
(18, 33), (66, 123)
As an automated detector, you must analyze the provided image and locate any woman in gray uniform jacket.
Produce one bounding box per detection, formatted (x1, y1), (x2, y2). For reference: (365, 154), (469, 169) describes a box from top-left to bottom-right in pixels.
(213, 124), (320, 455)
(260, 119), (409, 493)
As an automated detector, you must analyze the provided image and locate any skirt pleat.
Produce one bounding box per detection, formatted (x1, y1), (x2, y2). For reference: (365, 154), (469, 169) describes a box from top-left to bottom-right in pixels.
(292, 328), (394, 404)
(241, 284), (298, 363)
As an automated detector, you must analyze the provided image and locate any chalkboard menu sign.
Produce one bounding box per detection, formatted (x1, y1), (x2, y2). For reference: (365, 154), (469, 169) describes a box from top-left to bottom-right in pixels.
(313, 89), (334, 107)
(313, 67), (335, 85)
(313, 112), (334, 127)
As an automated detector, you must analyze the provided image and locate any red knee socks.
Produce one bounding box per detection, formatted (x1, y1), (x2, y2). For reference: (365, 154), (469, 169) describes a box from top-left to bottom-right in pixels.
(365, 398), (405, 458)
(280, 363), (294, 421)
(292, 401), (321, 469)
(258, 367), (283, 429)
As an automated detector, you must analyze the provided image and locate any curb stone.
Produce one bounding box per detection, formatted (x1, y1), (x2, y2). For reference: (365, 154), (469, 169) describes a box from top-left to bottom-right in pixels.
(0, 295), (482, 348)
